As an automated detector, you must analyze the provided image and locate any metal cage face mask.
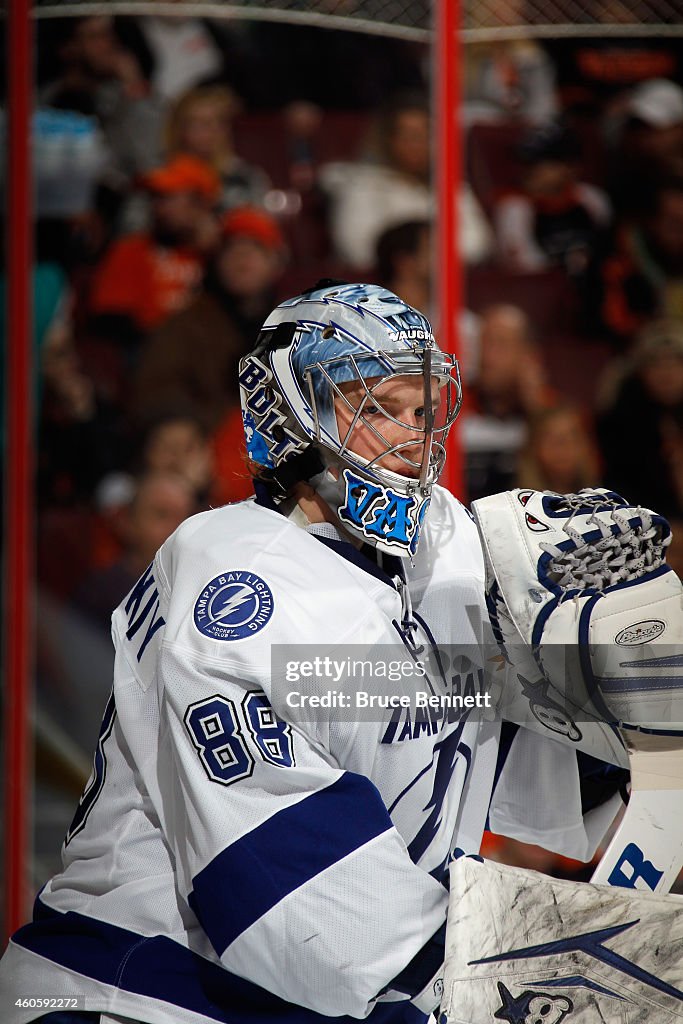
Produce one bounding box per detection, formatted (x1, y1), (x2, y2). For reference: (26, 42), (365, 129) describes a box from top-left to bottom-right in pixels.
(305, 347), (461, 495)
(239, 282), (463, 556)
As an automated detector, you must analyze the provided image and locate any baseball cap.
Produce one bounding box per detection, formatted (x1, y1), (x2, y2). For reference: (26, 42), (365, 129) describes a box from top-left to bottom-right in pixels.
(140, 155), (221, 200)
(220, 206), (285, 251)
(628, 79), (683, 129)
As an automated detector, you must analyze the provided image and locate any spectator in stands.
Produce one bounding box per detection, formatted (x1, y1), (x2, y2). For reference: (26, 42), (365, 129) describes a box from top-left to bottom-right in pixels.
(25, 109), (108, 262)
(74, 470), (196, 630)
(375, 219), (431, 314)
(517, 403), (601, 493)
(188, 206), (288, 508)
(89, 408), (215, 572)
(206, 205), (287, 340)
(606, 79), (683, 217)
(89, 473), (137, 573)
(138, 410), (215, 503)
(542, 6), (683, 119)
(464, 0), (558, 125)
(88, 154), (221, 347)
(209, 409), (255, 507)
(597, 319), (683, 518)
(131, 13), (241, 103)
(374, 218), (481, 383)
(34, 267), (124, 508)
(284, 101), (323, 193)
(130, 206), (286, 431)
(40, 16), (163, 186)
(319, 91), (492, 271)
(494, 120), (611, 275)
(462, 304), (555, 501)
(166, 85), (271, 211)
(592, 177), (683, 343)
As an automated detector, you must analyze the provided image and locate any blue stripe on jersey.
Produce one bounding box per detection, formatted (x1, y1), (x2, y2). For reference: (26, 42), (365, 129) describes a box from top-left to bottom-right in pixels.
(189, 771), (394, 956)
(15, 899), (425, 1024)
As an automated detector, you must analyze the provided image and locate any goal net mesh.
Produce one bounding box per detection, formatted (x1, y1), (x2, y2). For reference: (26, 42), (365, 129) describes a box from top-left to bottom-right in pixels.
(31, 0), (683, 42)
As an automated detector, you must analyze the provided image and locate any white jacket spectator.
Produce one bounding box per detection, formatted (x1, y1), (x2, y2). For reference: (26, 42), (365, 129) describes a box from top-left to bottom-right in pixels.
(320, 162), (492, 270)
(319, 93), (492, 270)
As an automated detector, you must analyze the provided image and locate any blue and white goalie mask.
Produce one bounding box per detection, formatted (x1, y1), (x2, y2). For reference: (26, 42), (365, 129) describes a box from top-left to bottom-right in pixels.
(239, 282), (462, 557)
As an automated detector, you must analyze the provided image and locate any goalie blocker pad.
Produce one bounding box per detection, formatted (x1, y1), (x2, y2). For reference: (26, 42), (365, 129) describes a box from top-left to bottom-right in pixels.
(441, 857), (683, 1024)
(472, 488), (683, 732)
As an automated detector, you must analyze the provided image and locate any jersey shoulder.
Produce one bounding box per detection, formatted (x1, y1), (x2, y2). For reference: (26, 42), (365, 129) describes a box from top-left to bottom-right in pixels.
(157, 500), (398, 658)
(159, 499), (293, 583)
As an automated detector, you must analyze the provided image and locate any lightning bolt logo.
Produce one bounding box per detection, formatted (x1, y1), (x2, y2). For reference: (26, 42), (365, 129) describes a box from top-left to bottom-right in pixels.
(405, 720), (470, 866)
(208, 585), (255, 626)
(193, 572), (274, 642)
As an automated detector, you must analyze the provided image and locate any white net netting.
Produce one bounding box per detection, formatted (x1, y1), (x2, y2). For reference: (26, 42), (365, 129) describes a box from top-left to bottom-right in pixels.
(30, 0), (683, 41)
(32, 1), (432, 42)
(465, 0), (683, 40)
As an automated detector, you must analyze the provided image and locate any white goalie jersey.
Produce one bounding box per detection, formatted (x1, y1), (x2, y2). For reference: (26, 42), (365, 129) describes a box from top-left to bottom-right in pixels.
(0, 488), (623, 1024)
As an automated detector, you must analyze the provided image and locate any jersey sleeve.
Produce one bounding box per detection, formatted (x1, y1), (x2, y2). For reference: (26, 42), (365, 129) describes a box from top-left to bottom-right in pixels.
(157, 640), (448, 1019)
(488, 724), (625, 861)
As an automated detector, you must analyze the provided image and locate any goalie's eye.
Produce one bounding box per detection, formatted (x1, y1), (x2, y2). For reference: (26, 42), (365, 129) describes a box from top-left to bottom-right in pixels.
(364, 401), (426, 418)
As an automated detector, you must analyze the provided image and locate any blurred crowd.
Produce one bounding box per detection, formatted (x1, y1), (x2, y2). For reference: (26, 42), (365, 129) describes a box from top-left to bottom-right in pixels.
(5, 9), (683, 885)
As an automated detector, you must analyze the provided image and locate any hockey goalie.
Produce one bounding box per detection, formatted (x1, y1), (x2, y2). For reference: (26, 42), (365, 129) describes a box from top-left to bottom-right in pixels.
(441, 487), (683, 1024)
(2, 282), (681, 1024)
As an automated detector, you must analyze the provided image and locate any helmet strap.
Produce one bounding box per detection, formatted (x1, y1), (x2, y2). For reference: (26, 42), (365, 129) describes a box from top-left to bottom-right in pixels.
(263, 446), (326, 502)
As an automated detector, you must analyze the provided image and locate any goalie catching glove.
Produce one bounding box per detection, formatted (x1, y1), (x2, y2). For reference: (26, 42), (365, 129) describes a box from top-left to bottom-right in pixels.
(472, 488), (683, 734)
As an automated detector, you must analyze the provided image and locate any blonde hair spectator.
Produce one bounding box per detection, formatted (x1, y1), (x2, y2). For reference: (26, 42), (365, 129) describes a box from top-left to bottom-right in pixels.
(165, 85), (270, 211)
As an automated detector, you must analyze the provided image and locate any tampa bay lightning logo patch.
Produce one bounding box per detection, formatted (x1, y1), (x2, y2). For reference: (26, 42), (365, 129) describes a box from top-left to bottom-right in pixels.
(194, 571), (274, 641)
